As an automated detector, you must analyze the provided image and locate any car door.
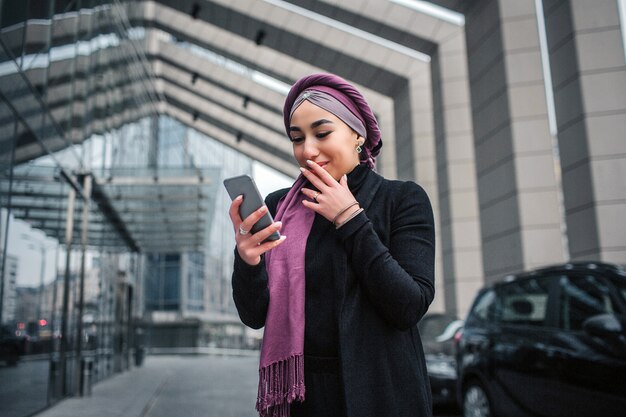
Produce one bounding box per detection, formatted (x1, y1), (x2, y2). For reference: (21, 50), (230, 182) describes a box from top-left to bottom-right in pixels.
(491, 275), (564, 417)
(546, 273), (626, 417)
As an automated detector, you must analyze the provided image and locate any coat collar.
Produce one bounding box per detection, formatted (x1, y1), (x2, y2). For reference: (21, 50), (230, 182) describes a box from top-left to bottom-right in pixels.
(347, 165), (383, 212)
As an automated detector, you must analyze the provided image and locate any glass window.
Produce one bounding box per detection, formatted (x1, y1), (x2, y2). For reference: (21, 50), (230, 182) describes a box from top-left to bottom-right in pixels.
(2, 1), (27, 28)
(29, 2), (51, 20)
(165, 254), (180, 262)
(1, 1), (27, 61)
(54, 0), (78, 14)
(499, 276), (551, 327)
(559, 274), (618, 331)
(144, 254), (181, 312)
(607, 272), (626, 305)
(0, 100), (16, 182)
(467, 289), (497, 324)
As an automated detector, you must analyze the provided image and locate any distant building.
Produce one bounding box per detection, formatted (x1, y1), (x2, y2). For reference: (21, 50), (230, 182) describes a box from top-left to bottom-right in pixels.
(135, 117), (255, 348)
(144, 252), (204, 315)
(0, 253), (18, 324)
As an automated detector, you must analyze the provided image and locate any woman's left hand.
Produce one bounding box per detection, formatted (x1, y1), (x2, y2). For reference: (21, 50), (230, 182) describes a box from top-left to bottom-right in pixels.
(299, 160), (360, 224)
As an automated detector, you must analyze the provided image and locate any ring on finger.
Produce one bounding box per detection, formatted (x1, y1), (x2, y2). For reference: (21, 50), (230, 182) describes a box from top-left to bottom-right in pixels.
(313, 191), (320, 202)
(238, 224), (250, 235)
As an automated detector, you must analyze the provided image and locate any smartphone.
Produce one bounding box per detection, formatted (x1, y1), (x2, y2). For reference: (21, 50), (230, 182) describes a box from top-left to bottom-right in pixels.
(223, 174), (280, 242)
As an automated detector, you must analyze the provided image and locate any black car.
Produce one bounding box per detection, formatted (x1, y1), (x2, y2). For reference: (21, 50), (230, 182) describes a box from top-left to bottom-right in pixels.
(456, 262), (626, 417)
(0, 325), (28, 366)
(418, 313), (463, 408)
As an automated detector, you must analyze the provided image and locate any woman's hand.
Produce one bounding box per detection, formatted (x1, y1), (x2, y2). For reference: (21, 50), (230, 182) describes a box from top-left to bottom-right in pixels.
(299, 160), (361, 225)
(229, 196), (286, 265)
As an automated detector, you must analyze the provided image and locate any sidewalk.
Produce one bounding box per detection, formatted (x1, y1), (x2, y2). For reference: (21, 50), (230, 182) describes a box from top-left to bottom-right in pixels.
(35, 354), (260, 417)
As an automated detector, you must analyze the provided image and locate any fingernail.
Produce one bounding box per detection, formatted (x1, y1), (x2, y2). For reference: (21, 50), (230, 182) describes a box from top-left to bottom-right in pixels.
(236, 195), (243, 200)
(259, 206), (267, 213)
(275, 221), (282, 228)
(306, 159), (313, 165)
(343, 174), (347, 181)
(300, 167), (306, 173)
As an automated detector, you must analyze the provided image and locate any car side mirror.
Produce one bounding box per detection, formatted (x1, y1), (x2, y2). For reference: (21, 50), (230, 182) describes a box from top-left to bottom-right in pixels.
(582, 314), (624, 339)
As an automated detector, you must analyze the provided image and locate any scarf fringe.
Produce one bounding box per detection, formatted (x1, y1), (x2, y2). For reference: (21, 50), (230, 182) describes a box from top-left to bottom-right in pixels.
(256, 354), (305, 417)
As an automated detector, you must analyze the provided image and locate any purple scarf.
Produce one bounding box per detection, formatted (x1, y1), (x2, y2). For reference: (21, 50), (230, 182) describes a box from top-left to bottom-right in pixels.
(257, 174), (314, 417)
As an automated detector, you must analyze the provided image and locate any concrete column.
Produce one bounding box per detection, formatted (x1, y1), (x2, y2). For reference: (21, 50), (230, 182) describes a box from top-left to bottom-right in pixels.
(431, 32), (484, 316)
(543, 0), (626, 262)
(465, 0), (566, 283)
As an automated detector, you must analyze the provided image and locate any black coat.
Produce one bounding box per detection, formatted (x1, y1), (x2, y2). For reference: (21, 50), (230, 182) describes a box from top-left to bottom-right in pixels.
(232, 166), (435, 417)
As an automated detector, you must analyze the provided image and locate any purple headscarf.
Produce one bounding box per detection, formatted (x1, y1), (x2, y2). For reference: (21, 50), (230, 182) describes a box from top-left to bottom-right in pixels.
(290, 89), (368, 142)
(283, 73), (383, 169)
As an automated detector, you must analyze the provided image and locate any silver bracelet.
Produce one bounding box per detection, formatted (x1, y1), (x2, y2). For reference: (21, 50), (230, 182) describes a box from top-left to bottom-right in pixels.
(332, 201), (359, 225)
(335, 208), (364, 229)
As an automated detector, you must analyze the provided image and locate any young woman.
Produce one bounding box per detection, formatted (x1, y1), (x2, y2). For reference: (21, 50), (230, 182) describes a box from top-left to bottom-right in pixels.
(229, 73), (435, 417)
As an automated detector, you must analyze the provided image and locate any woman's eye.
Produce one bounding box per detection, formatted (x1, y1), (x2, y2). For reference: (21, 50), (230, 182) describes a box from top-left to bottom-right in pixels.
(316, 131), (331, 139)
(290, 137), (304, 143)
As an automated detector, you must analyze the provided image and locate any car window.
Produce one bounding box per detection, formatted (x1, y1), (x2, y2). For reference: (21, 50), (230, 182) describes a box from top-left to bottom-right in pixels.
(419, 315), (457, 340)
(607, 276), (626, 305)
(559, 274), (619, 331)
(467, 289), (496, 324)
(499, 276), (551, 327)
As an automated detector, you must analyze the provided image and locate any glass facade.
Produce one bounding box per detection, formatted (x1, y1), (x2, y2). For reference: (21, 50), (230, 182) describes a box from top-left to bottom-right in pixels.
(0, 2), (282, 416)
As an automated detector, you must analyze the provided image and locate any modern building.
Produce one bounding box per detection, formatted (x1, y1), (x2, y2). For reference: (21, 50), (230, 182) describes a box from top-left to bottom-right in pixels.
(1, 1), (625, 416)
(0, 253), (18, 324)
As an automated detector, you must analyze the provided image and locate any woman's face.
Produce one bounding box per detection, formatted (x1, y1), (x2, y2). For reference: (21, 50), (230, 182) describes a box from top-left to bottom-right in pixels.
(289, 100), (361, 181)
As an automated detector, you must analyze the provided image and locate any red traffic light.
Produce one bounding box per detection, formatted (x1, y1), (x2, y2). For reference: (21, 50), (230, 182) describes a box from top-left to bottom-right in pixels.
(39, 319), (47, 327)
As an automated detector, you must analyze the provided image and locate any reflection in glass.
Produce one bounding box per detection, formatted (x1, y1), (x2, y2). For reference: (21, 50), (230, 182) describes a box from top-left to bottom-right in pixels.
(1, 1), (27, 63)
(0, 2), (288, 416)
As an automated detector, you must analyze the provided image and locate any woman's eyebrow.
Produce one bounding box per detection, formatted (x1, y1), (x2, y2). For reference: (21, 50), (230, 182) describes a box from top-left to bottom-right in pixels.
(289, 119), (334, 132)
(311, 119), (333, 128)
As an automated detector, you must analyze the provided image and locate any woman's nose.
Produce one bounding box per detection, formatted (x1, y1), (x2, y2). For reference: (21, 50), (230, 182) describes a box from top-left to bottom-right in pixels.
(302, 137), (319, 159)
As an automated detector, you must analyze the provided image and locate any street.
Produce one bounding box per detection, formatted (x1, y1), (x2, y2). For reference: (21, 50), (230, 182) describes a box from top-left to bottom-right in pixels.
(34, 354), (260, 417)
(138, 355), (260, 417)
(24, 354), (459, 417)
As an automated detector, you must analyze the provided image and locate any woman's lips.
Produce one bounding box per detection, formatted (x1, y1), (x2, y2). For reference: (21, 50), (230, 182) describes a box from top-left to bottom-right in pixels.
(302, 161), (329, 171)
